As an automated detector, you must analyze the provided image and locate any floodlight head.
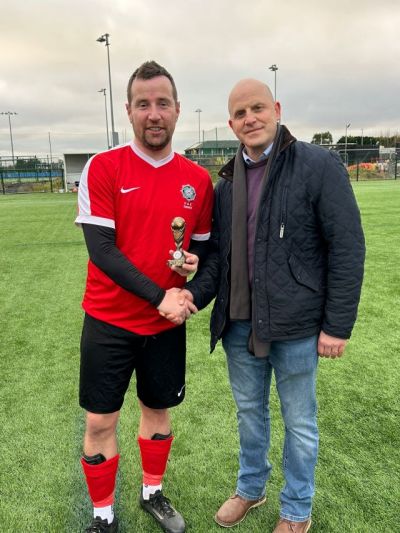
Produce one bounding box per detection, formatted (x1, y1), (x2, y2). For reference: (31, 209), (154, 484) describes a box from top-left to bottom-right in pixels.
(269, 64), (278, 72)
(96, 33), (109, 45)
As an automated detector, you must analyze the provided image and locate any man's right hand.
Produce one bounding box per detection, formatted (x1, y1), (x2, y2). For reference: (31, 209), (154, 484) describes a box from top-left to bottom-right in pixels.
(157, 288), (197, 325)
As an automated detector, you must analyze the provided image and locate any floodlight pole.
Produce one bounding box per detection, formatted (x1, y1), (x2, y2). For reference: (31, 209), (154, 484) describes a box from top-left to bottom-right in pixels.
(269, 64), (278, 100)
(48, 132), (54, 192)
(195, 108), (202, 145)
(345, 123), (351, 166)
(99, 88), (110, 149)
(1, 111), (17, 164)
(97, 33), (117, 147)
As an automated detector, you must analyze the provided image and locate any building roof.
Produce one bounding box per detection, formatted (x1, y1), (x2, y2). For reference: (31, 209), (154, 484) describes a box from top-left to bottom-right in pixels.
(185, 140), (240, 151)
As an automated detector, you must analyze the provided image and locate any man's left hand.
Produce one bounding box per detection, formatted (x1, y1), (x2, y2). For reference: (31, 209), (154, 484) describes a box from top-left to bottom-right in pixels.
(169, 250), (199, 277)
(317, 331), (347, 358)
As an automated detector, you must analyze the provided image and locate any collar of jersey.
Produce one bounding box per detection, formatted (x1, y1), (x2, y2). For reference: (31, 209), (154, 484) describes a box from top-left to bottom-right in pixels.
(130, 141), (175, 168)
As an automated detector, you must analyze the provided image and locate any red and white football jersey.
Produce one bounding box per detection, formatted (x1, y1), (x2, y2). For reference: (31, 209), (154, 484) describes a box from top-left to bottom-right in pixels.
(76, 142), (214, 335)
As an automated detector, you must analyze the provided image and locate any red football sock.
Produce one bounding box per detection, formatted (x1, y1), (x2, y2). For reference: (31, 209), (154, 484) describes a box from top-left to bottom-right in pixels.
(138, 436), (173, 486)
(81, 454), (119, 507)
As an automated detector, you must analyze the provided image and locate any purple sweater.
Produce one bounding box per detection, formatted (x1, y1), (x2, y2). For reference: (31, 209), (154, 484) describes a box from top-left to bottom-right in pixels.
(246, 159), (268, 285)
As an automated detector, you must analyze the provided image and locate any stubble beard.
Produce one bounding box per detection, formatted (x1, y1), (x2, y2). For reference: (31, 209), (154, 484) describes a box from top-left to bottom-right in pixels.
(142, 129), (171, 152)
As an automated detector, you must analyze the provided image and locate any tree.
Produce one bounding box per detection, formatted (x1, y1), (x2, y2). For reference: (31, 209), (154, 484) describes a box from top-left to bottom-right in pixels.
(335, 134), (400, 147)
(14, 157), (39, 170)
(336, 135), (379, 146)
(311, 131), (333, 145)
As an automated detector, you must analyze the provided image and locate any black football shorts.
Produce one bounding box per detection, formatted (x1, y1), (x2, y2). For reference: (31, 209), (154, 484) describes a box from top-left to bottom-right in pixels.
(79, 313), (186, 413)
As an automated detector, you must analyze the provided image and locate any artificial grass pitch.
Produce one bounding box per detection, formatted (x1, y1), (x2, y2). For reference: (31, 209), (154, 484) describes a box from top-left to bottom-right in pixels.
(0, 182), (398, 532)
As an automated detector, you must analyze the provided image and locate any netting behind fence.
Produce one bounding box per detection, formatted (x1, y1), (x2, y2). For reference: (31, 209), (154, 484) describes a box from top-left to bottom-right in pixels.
(0, 157), (64, 194)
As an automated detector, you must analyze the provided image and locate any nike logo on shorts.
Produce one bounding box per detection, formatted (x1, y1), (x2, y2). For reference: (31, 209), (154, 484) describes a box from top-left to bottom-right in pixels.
(121, 186), (141, 193)
(177, 384), (185, 397)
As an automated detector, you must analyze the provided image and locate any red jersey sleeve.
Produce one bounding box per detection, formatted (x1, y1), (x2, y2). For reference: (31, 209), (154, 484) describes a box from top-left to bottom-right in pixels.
(75, 153), (116, 229)
(191, 175), (214, 241)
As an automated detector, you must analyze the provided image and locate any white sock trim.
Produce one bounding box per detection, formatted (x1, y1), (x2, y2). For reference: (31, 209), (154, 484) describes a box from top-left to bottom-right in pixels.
(142, 483), (162, 500)
(93, 504), (114, 523)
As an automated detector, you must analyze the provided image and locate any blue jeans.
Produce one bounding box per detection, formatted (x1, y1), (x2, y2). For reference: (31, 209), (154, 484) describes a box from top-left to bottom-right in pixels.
(222, 320), (319, 522)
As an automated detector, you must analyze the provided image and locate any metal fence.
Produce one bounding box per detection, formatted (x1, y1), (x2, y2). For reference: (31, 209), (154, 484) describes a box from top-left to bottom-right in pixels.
(335, 148), (398, 180)
(1, 147), (397, 195)
(192, 148), (399, 183)
(0, 156), (65, 194)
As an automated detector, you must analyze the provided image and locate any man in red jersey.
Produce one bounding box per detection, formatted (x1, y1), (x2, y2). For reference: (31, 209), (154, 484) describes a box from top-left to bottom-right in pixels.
(75, 60), (213, 533)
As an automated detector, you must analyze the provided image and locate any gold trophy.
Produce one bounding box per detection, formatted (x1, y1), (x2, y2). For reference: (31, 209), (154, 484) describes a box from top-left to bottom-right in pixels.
(168, 217), (186, 267)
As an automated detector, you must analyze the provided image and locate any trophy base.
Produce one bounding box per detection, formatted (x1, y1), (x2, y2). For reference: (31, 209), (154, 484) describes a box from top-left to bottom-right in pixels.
(167, 258), (185, 267)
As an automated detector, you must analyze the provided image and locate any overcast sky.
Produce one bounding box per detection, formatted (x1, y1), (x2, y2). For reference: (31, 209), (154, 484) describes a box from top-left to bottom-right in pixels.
(1, 0), (399, 158)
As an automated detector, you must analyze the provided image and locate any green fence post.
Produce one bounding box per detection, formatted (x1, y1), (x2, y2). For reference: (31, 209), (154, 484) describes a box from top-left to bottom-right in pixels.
(0, 168), (4, 194)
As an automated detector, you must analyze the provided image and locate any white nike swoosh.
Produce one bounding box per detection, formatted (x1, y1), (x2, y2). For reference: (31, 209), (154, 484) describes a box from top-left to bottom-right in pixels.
(121, 186), (141, 193)
(177, 385), (185, 397)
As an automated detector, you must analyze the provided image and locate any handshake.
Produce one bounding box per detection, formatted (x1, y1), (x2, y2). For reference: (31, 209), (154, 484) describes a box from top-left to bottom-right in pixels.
(157, 249), (198, 325)
(157, 288), (196, 325)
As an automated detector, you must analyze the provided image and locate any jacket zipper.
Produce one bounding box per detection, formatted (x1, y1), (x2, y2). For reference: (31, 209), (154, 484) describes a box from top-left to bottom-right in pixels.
(279, 187), (288, 238)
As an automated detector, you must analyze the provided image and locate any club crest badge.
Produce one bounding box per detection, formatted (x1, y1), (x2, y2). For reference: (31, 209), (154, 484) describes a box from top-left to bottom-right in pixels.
(181, 184), (196, 202)
(181, 184), (196, 209)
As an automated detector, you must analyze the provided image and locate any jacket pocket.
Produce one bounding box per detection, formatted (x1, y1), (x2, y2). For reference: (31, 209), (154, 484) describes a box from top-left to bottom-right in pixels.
(288, 254), (320, 292)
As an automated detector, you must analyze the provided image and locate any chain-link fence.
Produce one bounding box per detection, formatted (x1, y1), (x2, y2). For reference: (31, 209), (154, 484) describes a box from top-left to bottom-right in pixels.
(336, 148), (399, 181)
(1, 134), (398, 193)
(0, 156), (65, 194)
(191, 146), (399, 183)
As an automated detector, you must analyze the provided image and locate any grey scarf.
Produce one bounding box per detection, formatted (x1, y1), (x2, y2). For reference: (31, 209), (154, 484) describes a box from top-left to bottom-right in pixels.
(230, 125), (282, 356)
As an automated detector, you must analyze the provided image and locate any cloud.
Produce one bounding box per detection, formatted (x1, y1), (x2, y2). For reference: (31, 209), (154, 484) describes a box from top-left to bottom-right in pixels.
(0, 0), (399, 157)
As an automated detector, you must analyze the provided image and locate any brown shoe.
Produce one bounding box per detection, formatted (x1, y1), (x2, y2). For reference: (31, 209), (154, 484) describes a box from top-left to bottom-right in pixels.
(273, 517), (311, 533)
(214, 493), (266, 527)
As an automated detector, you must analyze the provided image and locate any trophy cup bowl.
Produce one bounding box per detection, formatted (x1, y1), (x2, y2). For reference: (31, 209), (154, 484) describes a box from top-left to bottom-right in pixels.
(168, 217), (186, 267)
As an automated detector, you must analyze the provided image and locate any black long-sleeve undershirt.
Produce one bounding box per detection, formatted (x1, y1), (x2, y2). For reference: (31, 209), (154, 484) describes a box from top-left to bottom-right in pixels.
(82, 223), (209, 308)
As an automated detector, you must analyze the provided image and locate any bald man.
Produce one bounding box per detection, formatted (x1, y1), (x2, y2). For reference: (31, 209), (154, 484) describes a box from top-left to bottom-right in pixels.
(185, 79), (365, 532)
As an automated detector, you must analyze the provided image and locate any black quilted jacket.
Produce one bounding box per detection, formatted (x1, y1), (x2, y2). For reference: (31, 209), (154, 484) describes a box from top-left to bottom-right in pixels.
(186, 126), (365, 352)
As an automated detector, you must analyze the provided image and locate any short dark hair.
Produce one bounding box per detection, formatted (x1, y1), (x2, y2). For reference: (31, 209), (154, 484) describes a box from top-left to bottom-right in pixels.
(127, 60), (178, 104)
